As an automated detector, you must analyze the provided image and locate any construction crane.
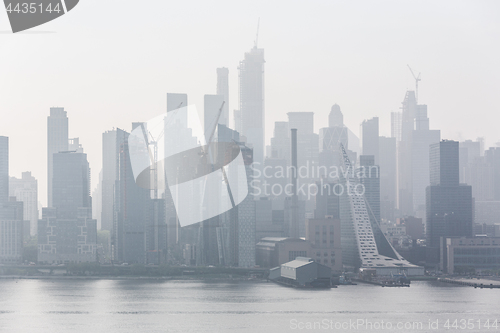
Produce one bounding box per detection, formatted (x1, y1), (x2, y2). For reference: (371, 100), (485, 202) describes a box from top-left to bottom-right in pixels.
(140, 102), (182, 265)
(407, 64), (421, 103)
(206, 101), (225, 152)
(141, 102), (184, 199)
(201, 101), (236, 208)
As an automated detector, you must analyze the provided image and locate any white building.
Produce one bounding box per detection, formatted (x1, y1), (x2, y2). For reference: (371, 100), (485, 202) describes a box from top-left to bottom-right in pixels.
(10, 172), (38, 236)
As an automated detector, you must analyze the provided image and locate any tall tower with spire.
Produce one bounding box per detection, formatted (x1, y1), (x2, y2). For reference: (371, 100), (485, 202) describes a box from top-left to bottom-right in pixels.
(329, 104), (344, 128)
(238, 42), (265, 168)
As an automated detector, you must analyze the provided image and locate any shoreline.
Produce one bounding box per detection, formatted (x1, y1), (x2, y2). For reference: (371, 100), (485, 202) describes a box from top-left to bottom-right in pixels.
(0, 275), (268, 282)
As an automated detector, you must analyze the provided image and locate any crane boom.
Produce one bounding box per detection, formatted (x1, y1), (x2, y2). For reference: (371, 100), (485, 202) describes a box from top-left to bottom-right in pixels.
(407, 64), (421, 103)
(206, 101), (225, 148)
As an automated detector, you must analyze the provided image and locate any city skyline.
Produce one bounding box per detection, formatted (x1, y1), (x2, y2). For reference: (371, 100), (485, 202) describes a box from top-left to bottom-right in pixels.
(3, 2), (500, 331)
(1, 0), (499, 207)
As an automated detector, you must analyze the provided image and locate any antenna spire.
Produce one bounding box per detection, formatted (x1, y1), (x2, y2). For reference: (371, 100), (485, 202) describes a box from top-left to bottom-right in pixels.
(254, 18), (260, 48)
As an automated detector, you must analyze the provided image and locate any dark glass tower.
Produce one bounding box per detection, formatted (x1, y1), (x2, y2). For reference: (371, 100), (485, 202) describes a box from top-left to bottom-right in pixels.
(426, 140), (473, 264)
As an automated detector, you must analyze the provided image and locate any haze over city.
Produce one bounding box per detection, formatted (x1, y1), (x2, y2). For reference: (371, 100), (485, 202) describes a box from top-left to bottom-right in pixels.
(2, 1), (500, 332)
(1, 0), (499, 206)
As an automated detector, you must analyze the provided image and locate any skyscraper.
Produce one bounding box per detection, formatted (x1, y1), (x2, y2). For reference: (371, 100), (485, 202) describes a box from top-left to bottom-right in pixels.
(319, 105), (349, 181)
(429, 140), (460, 187)
(39, 140), (97, 264)
(113, 126), (152, 264)
(338, 144), (422, 275)
(0, 136), (8, 203)
(358, 155), (397, 259)
(361, 117), (379, 164)
(287, 112), (319, 187)
(216, 67), (229, 127)
(397, 91), (440, 215)
(391, 111), (402, 143)
(47, 107), (69, 207)
(9, 172), (39, 235)
(204, 94), (225, 143)
(101, 130), (119, 231)
(426, 140), (473, 264)
(379, 136), (397, 221)
(329, 104), (343, 128)
(238, 46), (265, 167)
(0, 137), (24, 264)
(165, 93), (189, 250)
(270, 121), (290, 161)
(218, 139), (256, 267)
(52, 151), (91, 219)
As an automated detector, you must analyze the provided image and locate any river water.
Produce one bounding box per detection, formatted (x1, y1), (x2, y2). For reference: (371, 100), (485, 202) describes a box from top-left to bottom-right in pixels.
(0, 279), (499, 332)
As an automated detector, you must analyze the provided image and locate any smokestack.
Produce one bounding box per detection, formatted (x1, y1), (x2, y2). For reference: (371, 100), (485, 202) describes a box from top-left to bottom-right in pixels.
(291, 128), (299, 238)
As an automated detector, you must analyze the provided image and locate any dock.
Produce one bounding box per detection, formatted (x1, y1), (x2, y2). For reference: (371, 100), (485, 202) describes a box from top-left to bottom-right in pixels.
(437, 277), (500, 289)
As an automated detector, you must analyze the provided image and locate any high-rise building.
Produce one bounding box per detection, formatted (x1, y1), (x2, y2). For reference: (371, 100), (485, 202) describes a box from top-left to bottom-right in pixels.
(216, 67), (229, 127)
(391, 111), (402, 143)
(9, 172), (38, 235)
(318, 105), (349, 181)
(270, 121), (290, 161)
(47, 107), (69, 207)
(165, 93), (189, 250)
(101, 130), (123, 231)
(314, 179), (340, 220)
(379, 136), (397, 221)
(459, 140), (481, 184)
(329, 104), (343, 128)
(68, 137), (83, 152)
(429, 140), (459, 187)
(361, 117), (379, 164)
(359, 155), (380, 226)
(319, 127), (348, 153)
(397, 91), (440, 216)
(358, 155), (397, 259)
(39, 140), (97, 264)
(204, 94), (225, 143)
(338, 144), (422, 275)
(426, 140), (473, 265)
(287, 112), (319, 189)
(112, 125), (152, 264)
(306, 217), (343, 272)
(0, 136), (9, 203)
(238, 46), (265, 168)
(0, 218), (24, 264)
(319, 104), (348, 155)
(0, 138), (24, 264)
(411, 128), (440, 214)
(38, 206), (97, 264)
(255, 197), (284, 242)
(469, 147), (500, 226)
(218, 141), (256, 267)
(52, 151), (91, 219)
(92, 170), (102, 229)
(485, 147), (500, 200)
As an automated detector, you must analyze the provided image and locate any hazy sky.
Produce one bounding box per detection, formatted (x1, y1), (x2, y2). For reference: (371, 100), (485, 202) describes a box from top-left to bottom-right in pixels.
(1, 0), (499, 206)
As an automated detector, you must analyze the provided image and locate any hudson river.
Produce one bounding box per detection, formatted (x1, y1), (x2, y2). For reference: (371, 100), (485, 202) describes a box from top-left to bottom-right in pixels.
(0, 279), (499, 332)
